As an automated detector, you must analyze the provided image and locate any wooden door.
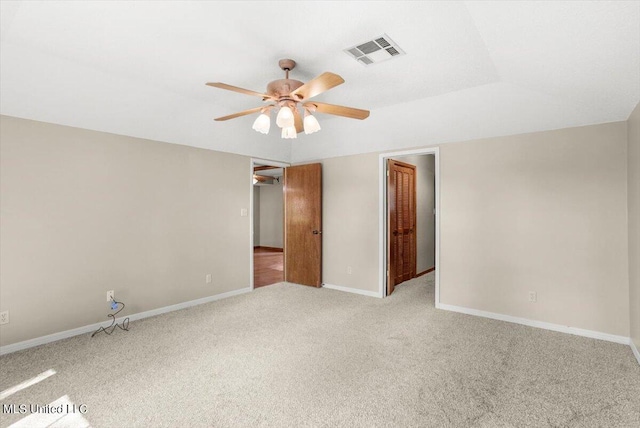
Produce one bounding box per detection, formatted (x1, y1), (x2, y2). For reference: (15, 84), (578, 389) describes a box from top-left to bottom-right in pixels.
(387, 159), (416, 295)
(284, 163), (322, 287)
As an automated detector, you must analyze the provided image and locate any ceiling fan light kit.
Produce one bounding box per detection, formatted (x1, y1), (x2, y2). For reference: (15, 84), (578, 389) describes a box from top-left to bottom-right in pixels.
(281, 126), (297, 139)
(207, 59), (369, 139)
(303, 112), (321, 135)
(276, 105), (295, 128)
(252, 113), (271, 134)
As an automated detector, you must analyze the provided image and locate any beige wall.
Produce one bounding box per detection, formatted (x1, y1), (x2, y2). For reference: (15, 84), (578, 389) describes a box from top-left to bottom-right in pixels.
(321, 153), (379, 291)
(0, 116), (252, 346)
(440, 122), (628, 336)
(1, 114), (634, 347)
(253, 187), (260, 246)
(321, 122), (629, 336)
(258, 181), (283, 248)
(629, 102), (640, 349)
(392, 154), (436, 274)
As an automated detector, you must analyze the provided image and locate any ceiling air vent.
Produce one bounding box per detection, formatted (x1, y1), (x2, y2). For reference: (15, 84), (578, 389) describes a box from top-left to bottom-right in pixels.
(386, 47), (399, 56)
(356, 41), (381, 55)
(344, 34), (405, 66)
(375, 37), (391, 48)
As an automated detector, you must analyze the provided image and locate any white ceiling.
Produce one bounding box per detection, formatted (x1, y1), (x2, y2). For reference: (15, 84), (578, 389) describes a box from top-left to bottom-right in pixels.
(1, 1), (638, 162)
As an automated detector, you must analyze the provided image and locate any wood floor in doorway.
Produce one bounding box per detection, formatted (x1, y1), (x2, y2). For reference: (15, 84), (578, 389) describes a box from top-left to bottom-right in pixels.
(254, 247), (283, 288)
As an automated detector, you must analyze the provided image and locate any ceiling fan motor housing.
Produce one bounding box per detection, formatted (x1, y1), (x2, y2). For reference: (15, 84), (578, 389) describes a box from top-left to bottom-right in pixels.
(266, 79), (304, 99)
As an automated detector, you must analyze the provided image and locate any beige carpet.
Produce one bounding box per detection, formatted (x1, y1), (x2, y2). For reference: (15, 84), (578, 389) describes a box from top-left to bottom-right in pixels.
(1, 273), (639, 427)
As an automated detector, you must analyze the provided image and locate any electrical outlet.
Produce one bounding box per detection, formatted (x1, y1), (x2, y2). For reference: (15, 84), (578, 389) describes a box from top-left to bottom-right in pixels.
(206, 274), (212, 284)
(347, 266), (352, 275)
(107, 290), (114, 302)
(0, 311), (9, 325)
(528, 291), (537, 303)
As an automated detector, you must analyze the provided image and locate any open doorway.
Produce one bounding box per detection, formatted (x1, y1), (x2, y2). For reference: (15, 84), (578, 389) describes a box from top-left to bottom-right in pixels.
(387, 155), (435, 295)
(379, 148), (440, 303)
(251, 159), (288, 289)
(250, 159), (323, 290)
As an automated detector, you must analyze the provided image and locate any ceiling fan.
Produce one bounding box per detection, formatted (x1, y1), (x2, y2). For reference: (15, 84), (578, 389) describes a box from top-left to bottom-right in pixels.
(206, 59), (369, 139)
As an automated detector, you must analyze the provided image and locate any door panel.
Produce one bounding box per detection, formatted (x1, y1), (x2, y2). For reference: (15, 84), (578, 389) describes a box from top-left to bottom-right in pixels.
(387, 159), (416, 295)
(388, 165), (397, 296)
(284, 163), (322, 287)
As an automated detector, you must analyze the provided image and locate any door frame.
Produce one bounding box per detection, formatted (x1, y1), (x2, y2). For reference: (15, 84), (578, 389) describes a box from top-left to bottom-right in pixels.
(378, 148), (440, 305)
(249, 158), (290, 290)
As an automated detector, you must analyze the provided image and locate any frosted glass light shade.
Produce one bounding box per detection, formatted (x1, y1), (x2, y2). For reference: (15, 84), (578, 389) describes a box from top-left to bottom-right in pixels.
(252, 114), (270, 134)
(276, 106), (294, 128)
(303, 114), (321, 134)
(281, 126), (297, 139)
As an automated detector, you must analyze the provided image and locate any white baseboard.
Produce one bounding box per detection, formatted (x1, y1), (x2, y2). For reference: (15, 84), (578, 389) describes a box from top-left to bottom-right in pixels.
(631, 339), (640, 366)
(0, 287), (252, 356)
(322, 283), (381, 298)
(437, 303), (630, 345)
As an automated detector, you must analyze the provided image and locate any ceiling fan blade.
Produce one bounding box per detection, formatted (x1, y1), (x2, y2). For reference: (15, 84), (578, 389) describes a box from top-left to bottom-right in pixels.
(253, 174), (273, 183)
(293, 106), (304, 133)
(206, 82), (273, 100)
(290, 72), (345, 101)
(214, 106), (264, 121)
(305, 102), (370, 120)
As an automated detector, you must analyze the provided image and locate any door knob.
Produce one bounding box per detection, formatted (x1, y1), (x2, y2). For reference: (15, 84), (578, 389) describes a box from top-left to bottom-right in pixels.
(313, 230), (322, 235)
